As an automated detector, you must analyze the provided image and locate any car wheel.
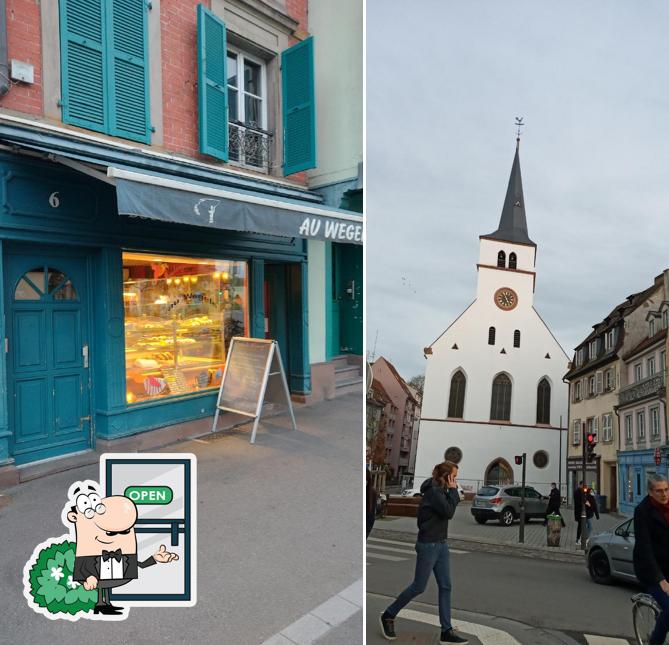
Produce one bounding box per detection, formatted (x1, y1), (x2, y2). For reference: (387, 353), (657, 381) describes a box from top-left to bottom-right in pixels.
(499, 507), (515, 526)
(474, 516), (487, 524)
(588, 548), (613, 585)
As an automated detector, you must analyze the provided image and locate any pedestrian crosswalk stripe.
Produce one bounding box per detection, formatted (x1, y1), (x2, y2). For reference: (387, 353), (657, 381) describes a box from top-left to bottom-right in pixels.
(367, 537), (468, 555)
(366, 552), (405, 562)
(367, 544), (415, 556)
(398, 608), (521, 644)
(584, 636), (629, 645)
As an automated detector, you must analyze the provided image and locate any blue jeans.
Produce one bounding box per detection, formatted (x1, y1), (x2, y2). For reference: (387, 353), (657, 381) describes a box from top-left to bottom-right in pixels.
(385, 541), (452, 630)
(648, 582), (669, 644)
(585, 518), (592, 538)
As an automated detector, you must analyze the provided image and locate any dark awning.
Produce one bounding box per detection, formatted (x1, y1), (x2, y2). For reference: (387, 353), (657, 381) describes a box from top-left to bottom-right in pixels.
(110, 167), (363, 245)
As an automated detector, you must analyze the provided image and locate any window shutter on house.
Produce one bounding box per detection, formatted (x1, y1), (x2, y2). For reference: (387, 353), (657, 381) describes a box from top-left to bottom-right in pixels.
(197, 4), (229, 160)
(596, 370), (603, 394)
(60, 0), (107, 133)
(108, 0), (150, 143)
(282, 37), (316, 175)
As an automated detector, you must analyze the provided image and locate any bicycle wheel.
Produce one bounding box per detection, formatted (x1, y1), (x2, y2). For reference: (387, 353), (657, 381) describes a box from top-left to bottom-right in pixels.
(633, 600), (659, 645)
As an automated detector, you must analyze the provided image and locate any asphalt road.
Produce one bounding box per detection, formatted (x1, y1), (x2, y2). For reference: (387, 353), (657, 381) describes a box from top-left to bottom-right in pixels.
(367, 537), (637, 641)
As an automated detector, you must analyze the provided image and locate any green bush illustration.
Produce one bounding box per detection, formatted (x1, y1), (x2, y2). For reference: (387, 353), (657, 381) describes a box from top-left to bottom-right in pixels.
(27, 540), (98, 616)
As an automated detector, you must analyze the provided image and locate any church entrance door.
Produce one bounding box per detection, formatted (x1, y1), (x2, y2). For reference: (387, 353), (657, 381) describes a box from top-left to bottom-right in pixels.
(485, 458), (514, 486)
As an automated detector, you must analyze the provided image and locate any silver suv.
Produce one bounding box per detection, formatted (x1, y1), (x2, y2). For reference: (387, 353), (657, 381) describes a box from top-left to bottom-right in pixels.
(471, 485), (549, 526)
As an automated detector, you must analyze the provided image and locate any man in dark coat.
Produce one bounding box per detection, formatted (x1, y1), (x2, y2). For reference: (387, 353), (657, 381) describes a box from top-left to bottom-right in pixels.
(583, 488), (599, 538)
(543, 482), (565, 527)
(633, 474), (669, 645)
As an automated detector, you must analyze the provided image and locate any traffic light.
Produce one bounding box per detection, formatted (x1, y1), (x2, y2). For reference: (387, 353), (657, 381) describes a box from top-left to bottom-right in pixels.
(586, 433), (597, 462)
(514, 455), (523, 465)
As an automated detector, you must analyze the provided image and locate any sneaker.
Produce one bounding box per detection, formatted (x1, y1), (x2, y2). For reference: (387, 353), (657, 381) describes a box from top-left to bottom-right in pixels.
(379, 612), (397, 641)
(440, 628), (469, 644)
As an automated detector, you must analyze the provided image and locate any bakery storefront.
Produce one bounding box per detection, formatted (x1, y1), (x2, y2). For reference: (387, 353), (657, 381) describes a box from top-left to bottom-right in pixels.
(0, 124), (363, 473)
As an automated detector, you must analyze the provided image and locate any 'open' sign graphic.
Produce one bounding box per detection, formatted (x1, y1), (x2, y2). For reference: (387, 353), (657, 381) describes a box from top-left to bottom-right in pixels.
(124, 486), (174, 505)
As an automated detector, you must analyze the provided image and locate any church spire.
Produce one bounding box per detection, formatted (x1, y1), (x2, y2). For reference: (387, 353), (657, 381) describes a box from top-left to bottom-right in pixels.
(483, 130), (536, 247)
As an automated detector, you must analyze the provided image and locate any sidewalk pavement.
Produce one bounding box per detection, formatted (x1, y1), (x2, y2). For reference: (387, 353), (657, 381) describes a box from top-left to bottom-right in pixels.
(0, 393), (363, 645)
(373, 502), (627, 559)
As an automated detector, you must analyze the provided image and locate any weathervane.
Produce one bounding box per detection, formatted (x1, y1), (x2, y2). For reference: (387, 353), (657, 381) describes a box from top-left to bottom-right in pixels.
(515, 116), (524, 141)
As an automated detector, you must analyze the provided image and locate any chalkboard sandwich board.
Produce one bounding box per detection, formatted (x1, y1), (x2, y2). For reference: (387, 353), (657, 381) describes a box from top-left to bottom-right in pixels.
(211, 337), (297, 443)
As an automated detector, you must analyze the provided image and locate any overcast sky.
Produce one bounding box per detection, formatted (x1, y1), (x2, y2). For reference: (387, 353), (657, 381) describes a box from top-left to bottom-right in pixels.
(366, 0), (669, 381)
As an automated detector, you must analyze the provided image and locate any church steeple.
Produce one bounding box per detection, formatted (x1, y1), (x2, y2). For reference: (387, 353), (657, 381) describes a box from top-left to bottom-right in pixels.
(483, 138), (536, 247)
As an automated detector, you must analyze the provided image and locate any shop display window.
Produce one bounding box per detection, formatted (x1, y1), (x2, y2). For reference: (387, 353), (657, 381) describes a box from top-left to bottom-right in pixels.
(123, 252), (249, 404)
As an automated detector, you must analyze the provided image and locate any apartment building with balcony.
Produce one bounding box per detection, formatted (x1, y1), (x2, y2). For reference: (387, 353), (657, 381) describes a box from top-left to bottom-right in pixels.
(616, 276), (669, 513)
(565, 309), (625, 510)
(0, 0), (362, 479)
(371, 356), (418, 480)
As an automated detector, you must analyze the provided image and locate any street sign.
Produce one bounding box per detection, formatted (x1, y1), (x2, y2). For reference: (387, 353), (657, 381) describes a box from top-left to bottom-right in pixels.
(211, 337), (297, 444)
(654, 447), (662, 466)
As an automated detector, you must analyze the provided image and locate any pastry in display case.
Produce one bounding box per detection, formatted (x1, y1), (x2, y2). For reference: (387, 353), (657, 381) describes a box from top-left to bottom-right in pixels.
(122, 253), (249, 404)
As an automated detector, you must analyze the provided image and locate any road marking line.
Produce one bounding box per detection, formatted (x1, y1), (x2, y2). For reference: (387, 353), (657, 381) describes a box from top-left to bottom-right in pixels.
(398, 608), (521, 645)
(368, 538), (468, 554)
(367, 552), (405, 562)
(584, 636), (630, 645)
(368, 537), (415, 547)
(261, 579), (362, 645)
(367, 544), (416, 555)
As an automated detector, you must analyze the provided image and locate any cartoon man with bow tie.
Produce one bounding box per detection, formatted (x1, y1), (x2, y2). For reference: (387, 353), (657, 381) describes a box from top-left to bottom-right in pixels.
(66, 482), (178, 616)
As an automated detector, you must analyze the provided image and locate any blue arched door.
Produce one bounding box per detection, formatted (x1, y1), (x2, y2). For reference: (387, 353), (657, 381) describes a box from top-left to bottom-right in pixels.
(5, 251), (92, 464)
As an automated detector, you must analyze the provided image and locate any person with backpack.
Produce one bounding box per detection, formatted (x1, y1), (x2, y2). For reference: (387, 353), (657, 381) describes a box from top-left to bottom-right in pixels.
(379, 460), (468, 644)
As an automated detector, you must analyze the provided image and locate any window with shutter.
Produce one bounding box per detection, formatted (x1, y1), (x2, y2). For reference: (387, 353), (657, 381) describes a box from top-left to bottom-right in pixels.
(282, 37), (316, 175)
(508, 252), (517, 269)
(513, 329), (520, 348)
(197, 4), (228, 161)
(596, 370), (603, 394)
(497, 251), (506, 268)
(488, 326), (496, 345)
(59, 0), (150, 143)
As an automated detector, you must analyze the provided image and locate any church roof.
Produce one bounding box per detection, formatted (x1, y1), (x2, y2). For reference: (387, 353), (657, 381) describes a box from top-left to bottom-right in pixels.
(482, 140), (536, 247)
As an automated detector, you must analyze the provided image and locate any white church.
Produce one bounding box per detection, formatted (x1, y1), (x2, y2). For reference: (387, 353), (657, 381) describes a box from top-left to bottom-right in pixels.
(414, 140), (569, 495)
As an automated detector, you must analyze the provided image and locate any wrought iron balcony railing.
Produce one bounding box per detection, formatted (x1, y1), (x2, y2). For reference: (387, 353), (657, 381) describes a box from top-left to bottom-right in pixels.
(618, 372), (666, 407)
(228, 121), (273, 172)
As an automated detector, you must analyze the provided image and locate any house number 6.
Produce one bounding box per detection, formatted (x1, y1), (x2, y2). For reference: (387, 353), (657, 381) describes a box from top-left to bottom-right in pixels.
(49, 192), (60, 208)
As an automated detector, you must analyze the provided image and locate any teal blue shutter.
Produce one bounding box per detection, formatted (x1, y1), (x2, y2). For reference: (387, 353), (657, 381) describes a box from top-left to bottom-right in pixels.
(60, 0), (107, 133)
(282, 37), (316, 175)
(197, 4), (228, 160)
(108, 0), (151, 143)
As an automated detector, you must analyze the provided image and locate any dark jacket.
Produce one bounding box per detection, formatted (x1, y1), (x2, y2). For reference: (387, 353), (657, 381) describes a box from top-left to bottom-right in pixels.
(547, 488), (561, 513)
(633, 495), (669, 586)
(73, 553), (156, 582)
(416, 478), (460, 543)
(584, 493), (599, 520)
(573, 487), (583, 521)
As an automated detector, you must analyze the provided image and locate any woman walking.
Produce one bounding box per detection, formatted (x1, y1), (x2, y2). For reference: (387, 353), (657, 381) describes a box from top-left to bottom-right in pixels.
(379, 460), (468, 644)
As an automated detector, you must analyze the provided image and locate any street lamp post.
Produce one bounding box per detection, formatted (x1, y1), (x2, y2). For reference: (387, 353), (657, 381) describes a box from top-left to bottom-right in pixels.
(519, 452), (527, 544)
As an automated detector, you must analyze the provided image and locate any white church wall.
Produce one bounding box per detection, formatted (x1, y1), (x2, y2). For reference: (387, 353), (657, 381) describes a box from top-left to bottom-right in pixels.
(476, 265), (534, 305)
(423, 302), (568, 427)
(478, 239), (535, 272)
(414, 419), (562, 496)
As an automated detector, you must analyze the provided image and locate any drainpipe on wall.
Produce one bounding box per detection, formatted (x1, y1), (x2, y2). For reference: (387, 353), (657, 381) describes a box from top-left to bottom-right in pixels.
(562, 376), (571, 504)
(0, 0), (9, 96)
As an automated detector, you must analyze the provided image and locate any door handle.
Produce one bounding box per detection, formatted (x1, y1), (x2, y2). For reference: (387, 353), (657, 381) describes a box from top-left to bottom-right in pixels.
(79, 415), (91, 430)
(82, 344), (89, 368)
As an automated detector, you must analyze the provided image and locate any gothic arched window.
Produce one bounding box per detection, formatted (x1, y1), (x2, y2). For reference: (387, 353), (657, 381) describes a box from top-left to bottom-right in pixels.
(497, 251), (506, 268)
(488, 326), (496, 345)
(514, 330), (521, 348)
(490, 373), (512, 421)
(447, 370), (466, 418)
(509, 252), (517, 269)
(536, 378), (551, 424)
